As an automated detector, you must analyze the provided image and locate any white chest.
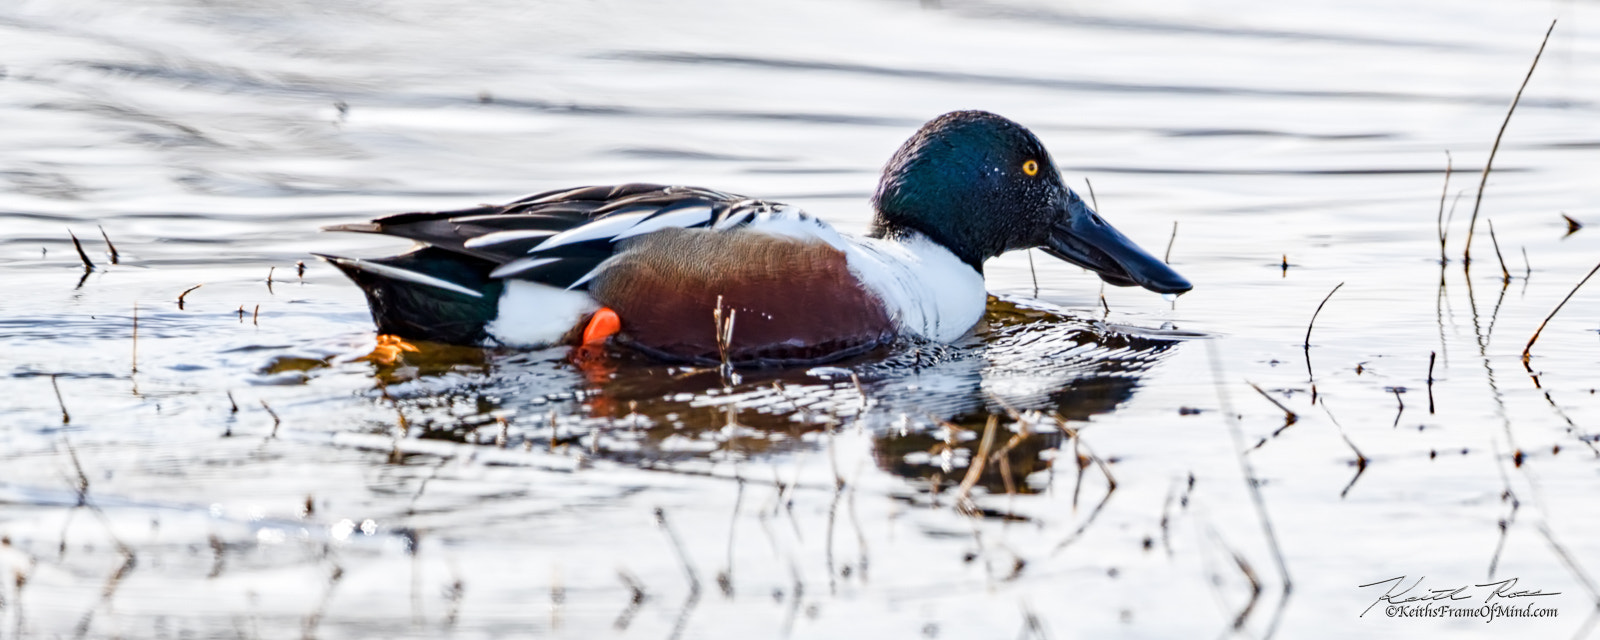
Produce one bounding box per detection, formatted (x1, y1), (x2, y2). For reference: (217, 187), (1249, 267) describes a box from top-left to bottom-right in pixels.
(842, 233), (986, 342)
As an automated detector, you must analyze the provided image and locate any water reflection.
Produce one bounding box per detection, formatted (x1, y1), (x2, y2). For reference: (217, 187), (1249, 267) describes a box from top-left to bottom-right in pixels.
(360, 297), (1190, 495)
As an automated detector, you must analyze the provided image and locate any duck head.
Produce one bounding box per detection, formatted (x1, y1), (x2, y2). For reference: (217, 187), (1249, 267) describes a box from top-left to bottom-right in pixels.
(870, 110), (1192, 295)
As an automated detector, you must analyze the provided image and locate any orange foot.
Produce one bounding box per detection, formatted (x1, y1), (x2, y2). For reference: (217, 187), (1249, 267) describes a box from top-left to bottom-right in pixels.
(571, 308), (622, 403)
(357, 334), (420, 366)
(582, 307), (622, 345)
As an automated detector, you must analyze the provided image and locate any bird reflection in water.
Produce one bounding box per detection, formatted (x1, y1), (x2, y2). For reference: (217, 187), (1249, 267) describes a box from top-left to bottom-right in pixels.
(351, 297), (1191, 497)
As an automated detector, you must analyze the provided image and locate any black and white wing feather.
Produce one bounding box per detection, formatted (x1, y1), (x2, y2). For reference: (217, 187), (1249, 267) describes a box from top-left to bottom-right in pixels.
(324, 183), (794, 290)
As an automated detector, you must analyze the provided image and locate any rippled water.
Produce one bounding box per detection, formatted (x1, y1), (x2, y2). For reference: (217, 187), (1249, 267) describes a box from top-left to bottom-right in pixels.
(4, 0), (1600, 637)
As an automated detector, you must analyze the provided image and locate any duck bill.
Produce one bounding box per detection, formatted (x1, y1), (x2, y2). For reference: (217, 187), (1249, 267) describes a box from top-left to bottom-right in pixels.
(1040, 191), (1193, 294)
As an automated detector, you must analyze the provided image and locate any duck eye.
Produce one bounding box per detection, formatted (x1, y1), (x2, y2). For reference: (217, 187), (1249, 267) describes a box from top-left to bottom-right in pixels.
(1022, 159), (1039, 177)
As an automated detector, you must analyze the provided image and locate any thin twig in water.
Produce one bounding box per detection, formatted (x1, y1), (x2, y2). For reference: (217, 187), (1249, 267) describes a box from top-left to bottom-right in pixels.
(1164, 220), (1178, 264)
(1388, 387), (1406, 428)
(614, 569), (648, 631)
(1247, 382), (1297, 428)
(97, 226), (119, 265)
(1536, 522), (1600, 636)
(1225, 536), (1264, 631)
(302, 564), (344, 640)
(1522, 259), (1600, 369)
(1318, 399), (1369, 499)
(655, 508), (702, 593)
(68, 230), (95, 271)
(1562, 213), (1583, 236)
(1539, 522), (1600, 596)
(1304, 282), (1344, 348)
(1046, 413), (1120, 552)
(1485, 438), (1521, 579)
(178, 284), (202, 310)
(1437, 151), (1452, 264)
(1157, 480), (1177, 557)
(1048, 416), (1116, 493)
(51, 374), (70, 424)
(1206, 342), (1292, 637)
(260, 400), (281, 437)
(954, 415), (999, 515)
(1427, 352), (1436, 415)
(1463, 20), (1556, 265)
(1018, 600), (1051, 639)
(1026, 249), (1039, 298)
(131, 303), (138, 375)
(1488, 220), (1511, 284)
(655, 507), (702, 640)
(1084, 177), (1099, 211)
(717, 478), (744, 597)
(712, 295), (737, 385)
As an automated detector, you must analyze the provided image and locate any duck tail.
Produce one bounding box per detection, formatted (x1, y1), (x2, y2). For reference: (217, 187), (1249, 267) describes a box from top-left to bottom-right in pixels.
(316, 247), (504, 345)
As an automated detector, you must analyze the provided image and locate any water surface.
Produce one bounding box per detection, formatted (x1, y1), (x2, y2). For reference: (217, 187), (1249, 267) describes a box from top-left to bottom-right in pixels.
(4, 0), (1600, 637)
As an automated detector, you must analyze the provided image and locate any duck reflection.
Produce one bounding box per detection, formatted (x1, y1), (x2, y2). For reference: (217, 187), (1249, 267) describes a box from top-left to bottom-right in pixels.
(361, 297), (1190, 493)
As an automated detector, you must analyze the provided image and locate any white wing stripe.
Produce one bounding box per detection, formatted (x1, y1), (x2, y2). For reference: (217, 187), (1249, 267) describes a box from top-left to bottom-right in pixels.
(611, 204), (714, 240)
(565, 265), (604, 291)
(489, 257), (562, 279)
(463, 229), (558, 249)
(528, 211), (652, 253)
(714, 209), (755, 230)
(328, 257), (484, 298)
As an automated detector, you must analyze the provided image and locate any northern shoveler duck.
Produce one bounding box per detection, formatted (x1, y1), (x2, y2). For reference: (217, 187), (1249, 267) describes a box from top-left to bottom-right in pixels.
(321, 110), (1191, 366)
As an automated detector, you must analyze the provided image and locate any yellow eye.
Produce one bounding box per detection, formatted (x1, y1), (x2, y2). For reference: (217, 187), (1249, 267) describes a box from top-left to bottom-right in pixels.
(1022, 159), (1039, 176)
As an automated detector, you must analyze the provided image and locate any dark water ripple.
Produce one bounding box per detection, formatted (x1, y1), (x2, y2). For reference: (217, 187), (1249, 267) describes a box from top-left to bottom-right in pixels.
(606, 51), (1596, 110)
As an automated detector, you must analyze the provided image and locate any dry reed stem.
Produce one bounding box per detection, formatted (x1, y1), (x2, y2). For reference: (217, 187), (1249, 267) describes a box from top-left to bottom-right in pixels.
(614, 569), (648, 630)
(1427, 352), (1436, 415)
(1026, 249), (1038, 297)
(51, 374), (69, 424)
(97, 226), (119, 265)
(177, 284), (202, 309)
(131, 302), (138, 374)
(712, 295), (737, 380)
(1049, 414), (1117, 491)
(68, 230), (95, 271)
(1303, 282), (1344, 348)
(1522, 259), (1600, 368)
(1227, 540), (1264, 630)
(1317, 399), (1370, 499)
(1205, 341), (1293, 632)
(1247, 382), (1297, 427)
(1164, 220), (1179, 264)
(302, 564), (344, 640)
(1437, 151), (1452, 263)
(1562, 213), (1583, 236)
(1538, 522), (1600, 602)
(1464, 20), (1556, 264)
(260, 400), (280, 437)
(1488, 220), (1511, 284)
(654, 507), (702, 594)
(954, 415), (999, 515)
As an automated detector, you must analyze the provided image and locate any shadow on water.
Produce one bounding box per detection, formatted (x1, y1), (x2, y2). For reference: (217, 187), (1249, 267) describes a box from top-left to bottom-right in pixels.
(345, 297), (1193, 497)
